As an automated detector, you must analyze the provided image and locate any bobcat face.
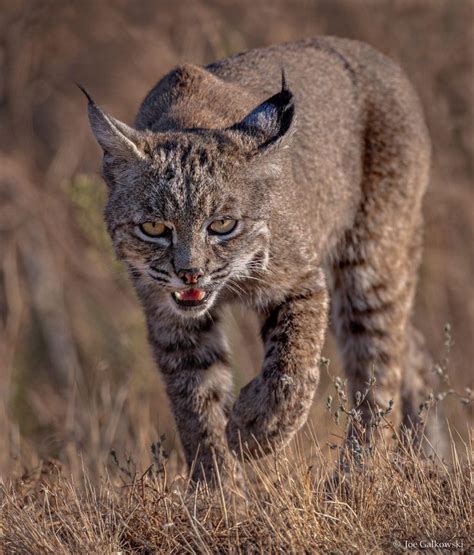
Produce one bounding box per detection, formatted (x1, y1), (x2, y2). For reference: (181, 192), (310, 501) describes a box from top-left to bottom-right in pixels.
(82, 73), (294, 317)
(106, 134), (272, 317)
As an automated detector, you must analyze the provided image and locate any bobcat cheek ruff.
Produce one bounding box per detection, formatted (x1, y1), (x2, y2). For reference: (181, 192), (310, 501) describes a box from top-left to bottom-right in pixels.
(84, 37), (442, 486)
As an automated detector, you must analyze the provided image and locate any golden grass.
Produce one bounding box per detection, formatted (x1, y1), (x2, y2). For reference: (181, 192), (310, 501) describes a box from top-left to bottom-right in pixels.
(1, 428), (471, 553)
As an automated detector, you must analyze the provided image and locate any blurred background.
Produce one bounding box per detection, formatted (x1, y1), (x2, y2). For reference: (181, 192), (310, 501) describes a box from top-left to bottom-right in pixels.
(0, 0), (472, 480)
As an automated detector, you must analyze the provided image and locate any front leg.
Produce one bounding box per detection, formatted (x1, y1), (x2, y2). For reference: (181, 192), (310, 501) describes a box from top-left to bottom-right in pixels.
(226, 275), (328, 458)
(148, 310), (237, 486)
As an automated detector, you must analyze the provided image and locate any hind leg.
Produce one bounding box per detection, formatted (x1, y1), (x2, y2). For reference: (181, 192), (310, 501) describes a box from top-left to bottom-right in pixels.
(332, 90), (432, 449)
(333, 221), (447, 463)
(333, 238), (418, 447)
(332, 154), (431, 450)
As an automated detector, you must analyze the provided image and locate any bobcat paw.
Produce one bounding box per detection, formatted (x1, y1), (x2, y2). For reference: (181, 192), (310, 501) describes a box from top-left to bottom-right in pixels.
(225, 373), (303, 459)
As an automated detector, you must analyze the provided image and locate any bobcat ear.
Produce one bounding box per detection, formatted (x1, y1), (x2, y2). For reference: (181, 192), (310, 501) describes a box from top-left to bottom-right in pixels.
(78, 84), (146, 160)
(230, 70), (295, 152)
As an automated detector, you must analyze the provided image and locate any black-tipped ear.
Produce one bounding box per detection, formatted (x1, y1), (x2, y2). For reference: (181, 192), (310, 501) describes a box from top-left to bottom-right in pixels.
(78, 84), (146, 160)
(230, 70), (295, 151)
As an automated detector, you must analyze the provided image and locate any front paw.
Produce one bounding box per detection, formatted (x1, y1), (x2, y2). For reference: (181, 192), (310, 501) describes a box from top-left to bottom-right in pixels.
(225, 373), (301, 459)
(226, 376), (268, 457)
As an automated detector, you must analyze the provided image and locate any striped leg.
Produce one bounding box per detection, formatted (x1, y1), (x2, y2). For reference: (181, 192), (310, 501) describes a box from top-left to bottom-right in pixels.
(226, 273), (328, 458)
(148, 311), (238, 486)
(332, 224), (423, 447)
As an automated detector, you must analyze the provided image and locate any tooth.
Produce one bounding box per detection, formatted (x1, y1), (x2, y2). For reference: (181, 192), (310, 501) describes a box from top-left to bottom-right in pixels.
(197, 290), (205, 301)
(174, 291), (183, 300)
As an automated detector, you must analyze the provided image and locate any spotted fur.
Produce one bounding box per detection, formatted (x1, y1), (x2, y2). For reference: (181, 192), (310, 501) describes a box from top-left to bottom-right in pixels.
(84, 37), (441, 485)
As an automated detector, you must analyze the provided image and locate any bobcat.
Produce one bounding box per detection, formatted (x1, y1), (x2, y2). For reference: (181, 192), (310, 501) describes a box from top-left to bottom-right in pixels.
(83, 37), (439, 485)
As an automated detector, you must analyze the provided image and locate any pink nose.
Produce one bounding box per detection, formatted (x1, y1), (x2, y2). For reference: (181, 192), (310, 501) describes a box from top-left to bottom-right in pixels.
(177, 268), (204, 285)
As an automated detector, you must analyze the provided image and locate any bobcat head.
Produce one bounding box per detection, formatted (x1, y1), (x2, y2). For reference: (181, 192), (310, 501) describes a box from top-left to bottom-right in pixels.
(82, 74), (294, 317)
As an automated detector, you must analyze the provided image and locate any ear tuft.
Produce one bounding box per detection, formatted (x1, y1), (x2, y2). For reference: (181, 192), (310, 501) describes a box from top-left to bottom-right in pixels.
(280, 67), (288, 92)
(76, 82), (94, 105)
(78, 84), (146, 161)
(230, 69), (295, 152)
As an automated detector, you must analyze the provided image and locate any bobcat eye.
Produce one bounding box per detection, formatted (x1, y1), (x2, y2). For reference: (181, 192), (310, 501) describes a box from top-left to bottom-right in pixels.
(139, 222), (169, 238)
(208, 219), (237, 235)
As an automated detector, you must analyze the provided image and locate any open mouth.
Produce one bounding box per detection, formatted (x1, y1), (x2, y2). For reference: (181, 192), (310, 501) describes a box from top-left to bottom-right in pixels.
(171, 288), (210, 309)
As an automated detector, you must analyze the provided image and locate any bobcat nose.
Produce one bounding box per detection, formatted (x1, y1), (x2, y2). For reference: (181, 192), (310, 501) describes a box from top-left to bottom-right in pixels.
(177, 267), (204, 285)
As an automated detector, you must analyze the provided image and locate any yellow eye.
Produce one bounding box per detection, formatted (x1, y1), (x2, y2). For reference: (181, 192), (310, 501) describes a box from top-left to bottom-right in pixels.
(208, 219), (237, 235)
(140, 222), (169, 237)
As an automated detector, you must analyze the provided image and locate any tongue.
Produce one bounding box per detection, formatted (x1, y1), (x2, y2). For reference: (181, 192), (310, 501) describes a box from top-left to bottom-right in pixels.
(180, 288), (205, 301)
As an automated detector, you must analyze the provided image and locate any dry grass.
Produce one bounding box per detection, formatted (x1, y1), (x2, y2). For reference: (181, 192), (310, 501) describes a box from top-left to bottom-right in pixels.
(1, 428), (471, 553)
(1, 356), (472, 553)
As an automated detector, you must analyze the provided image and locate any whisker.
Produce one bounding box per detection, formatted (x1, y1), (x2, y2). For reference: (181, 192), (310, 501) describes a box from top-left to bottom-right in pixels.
(228, 280), (247, 295)
(224, 281), (245, 301)
(233, 273), (274, 288)
(207, 311), (215, 326)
